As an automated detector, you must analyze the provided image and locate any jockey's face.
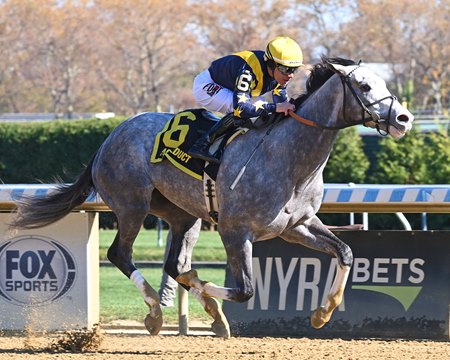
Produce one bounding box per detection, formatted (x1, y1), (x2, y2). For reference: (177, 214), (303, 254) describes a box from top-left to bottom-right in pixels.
(273, 66), (296, 86)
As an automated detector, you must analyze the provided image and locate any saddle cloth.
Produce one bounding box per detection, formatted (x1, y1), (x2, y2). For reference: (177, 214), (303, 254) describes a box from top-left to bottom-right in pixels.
(150, 108), (234, 181)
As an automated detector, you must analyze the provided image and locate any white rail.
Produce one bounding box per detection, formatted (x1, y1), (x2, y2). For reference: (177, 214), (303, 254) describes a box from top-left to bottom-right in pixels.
(1, 183), (449, 213)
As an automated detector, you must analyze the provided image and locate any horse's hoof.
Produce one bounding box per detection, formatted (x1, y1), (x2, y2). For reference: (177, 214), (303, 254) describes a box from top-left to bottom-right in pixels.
(212, 319), (231, 338)
(203, 297), (230, 338)
(144, 307), (163, 335)
(176, 269), (198, 287)
(310, 306), (331, 329)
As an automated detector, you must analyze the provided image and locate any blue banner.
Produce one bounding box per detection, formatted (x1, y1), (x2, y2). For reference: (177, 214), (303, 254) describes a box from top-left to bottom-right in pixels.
(223, 231), (450, 340)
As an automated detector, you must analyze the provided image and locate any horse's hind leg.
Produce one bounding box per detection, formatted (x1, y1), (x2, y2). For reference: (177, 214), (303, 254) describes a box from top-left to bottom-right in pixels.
(107, 210), (163, 335)
(280, 215), (353, 329)
(165, 219), (230, 338)
(151, 191), (230, 338)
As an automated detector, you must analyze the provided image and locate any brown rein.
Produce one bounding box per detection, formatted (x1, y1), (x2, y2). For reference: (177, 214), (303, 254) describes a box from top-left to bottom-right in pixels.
(288, 109), (373, 131)
(287, 110), (320, 128)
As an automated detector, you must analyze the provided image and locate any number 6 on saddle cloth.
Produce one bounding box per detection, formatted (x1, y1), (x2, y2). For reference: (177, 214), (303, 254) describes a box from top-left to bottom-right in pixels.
(150, 109), (247, 182)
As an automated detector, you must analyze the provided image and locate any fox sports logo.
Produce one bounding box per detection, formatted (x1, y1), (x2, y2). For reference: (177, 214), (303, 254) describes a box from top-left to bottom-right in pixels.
(0, 236), (76, 305)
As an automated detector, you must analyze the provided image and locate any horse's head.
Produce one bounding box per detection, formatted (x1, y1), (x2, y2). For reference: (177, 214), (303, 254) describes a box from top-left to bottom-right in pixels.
(327, 60), (414, 138)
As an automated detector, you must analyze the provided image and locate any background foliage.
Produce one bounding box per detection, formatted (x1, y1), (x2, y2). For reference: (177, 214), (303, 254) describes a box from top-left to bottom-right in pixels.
(0, 0), (448, 116)
(323, 127), (369, 183)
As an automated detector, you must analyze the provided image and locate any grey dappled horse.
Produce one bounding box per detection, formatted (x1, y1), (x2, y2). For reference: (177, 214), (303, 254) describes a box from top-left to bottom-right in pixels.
(10, 58), (414, 338)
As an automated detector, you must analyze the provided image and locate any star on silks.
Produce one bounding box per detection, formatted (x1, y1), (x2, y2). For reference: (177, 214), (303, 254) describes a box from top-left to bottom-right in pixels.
(237, 93), (249, 103)
(233, 107), (243, 117)
(273, 85), (283, 97)
(253, 100), (267, 111)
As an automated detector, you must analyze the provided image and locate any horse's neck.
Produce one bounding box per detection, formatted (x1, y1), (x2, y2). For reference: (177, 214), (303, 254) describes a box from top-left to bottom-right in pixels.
(299, 75), (344, 129)
(276, 76), (343, 183)
(297, 75), (344, 161)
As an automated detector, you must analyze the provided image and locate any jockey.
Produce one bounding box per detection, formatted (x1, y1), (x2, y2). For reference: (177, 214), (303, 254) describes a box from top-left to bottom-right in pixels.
(188, 36), (304, 164)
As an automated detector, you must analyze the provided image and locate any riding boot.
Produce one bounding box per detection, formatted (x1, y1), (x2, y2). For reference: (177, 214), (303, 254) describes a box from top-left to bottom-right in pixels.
(188, 113), (238, 164)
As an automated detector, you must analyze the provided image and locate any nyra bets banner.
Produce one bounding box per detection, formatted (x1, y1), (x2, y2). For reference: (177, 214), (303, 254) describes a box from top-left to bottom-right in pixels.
(223, 231), (450, 340)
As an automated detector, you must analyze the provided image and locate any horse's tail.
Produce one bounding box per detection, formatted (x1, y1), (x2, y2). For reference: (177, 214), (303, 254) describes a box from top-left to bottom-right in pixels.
(9, 155), (97, 230)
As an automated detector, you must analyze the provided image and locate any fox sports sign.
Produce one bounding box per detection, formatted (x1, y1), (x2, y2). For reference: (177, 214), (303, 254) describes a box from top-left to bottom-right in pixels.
(0, 236), (76, 305)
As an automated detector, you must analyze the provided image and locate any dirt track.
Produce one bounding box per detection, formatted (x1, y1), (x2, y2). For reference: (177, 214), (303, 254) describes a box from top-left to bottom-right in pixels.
(0, 330), (448, 360)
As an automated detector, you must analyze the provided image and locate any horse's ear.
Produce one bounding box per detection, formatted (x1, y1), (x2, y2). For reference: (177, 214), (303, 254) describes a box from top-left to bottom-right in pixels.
(326, 62), (350, 76)
(326, 61), (358, 77)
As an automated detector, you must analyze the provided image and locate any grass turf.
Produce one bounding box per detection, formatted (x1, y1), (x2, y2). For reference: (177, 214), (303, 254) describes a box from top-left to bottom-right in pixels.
(99, 229), (226, 323)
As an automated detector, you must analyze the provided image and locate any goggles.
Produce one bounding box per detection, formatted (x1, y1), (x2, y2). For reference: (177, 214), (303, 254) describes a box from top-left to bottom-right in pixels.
(276, 64), (299, 75)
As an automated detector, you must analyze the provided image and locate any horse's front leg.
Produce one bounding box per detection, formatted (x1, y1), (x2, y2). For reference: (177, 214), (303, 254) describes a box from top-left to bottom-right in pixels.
(280, 216), (353, 329)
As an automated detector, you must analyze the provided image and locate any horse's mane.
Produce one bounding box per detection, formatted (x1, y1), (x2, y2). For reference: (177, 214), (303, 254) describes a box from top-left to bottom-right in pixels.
(293, 57), (357, 108)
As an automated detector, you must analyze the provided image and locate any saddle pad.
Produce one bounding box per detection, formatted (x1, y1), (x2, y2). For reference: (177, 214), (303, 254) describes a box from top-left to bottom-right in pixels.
(150, 109), (218, 180)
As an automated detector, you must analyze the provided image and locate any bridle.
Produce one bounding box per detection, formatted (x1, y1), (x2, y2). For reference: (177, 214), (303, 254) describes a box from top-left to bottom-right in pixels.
(289, 65), (397, 134)
(341, 66), (396, 134)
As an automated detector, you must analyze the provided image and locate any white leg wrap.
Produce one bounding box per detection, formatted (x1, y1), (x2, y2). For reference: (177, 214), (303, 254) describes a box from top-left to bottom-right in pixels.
(130, 269), (158, 307)
(325, 265), (350, 309)
(330, 265), (350, 295)
(130, 269), (145, 288)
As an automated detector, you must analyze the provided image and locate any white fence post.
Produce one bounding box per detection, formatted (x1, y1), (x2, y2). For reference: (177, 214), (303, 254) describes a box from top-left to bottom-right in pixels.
(178, 285), (189, 335)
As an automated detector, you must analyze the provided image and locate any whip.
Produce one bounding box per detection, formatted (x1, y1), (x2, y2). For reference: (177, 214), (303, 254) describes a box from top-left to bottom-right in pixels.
(229, 119), (279, 190)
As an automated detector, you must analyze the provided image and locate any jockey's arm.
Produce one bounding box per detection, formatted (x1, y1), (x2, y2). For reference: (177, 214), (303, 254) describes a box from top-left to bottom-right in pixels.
(272, 84), (294, 115)
(232, 69), (293, 119)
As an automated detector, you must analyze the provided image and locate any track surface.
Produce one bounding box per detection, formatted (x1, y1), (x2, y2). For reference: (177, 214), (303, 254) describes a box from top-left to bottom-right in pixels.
(0, 332), (448, 360)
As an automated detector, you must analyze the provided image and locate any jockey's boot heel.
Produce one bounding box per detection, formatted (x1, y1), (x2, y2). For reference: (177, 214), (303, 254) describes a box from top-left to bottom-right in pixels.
(188, 137), (220, 164)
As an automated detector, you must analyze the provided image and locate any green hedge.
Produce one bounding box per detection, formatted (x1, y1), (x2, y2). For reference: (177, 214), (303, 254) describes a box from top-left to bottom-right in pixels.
(0, 118), (124, 183)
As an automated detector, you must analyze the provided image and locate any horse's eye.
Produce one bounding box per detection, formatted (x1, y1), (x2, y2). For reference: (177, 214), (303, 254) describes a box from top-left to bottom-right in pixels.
(360, 84), (371, 92)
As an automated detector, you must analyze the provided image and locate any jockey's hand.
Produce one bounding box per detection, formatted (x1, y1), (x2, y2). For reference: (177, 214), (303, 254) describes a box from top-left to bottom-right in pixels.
(275, 101), (295, 116)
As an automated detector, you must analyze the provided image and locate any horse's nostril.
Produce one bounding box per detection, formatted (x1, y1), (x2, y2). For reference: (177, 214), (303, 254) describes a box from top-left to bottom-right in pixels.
(397, 114), (410, 122)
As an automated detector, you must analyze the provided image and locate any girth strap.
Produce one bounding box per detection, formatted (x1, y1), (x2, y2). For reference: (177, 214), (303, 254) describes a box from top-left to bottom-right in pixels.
(203, 173), (219, 224)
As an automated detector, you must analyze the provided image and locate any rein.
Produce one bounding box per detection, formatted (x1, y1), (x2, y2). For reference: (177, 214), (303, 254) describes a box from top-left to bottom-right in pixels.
(287, 108), (368, 130)
(289, 68), (396, 133)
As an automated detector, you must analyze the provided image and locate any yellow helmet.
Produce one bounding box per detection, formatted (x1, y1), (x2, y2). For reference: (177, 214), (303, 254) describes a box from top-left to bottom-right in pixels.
(264, 36), (303, 67)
